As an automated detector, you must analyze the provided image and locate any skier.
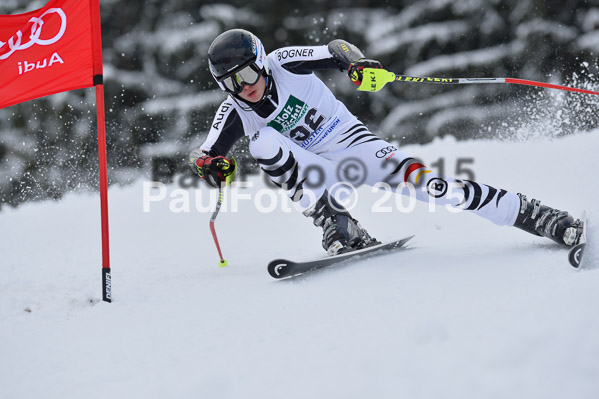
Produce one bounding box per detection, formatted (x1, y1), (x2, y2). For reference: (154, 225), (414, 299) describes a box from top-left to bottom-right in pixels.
(189, 29), (584, 256)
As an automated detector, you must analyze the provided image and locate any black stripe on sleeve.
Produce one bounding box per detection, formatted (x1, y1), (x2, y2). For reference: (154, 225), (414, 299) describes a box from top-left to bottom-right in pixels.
(207, 109), (245, 157)
(282, 58), (341, 74)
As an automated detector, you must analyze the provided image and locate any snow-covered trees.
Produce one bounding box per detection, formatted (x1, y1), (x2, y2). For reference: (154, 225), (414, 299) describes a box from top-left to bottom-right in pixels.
(1, 0), (598, 208)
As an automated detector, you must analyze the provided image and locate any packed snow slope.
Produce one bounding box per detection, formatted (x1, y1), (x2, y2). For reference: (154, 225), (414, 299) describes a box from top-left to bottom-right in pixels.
(1, 131), (598, 399)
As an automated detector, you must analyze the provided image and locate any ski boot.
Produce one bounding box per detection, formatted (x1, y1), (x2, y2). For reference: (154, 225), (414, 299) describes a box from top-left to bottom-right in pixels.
(303, 191), (380, 256)
(513, 193), (583, 247)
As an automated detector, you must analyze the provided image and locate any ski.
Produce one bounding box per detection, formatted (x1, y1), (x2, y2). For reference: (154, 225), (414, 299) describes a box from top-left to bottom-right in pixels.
(268, 236), (414, 279)
(568, 212), (588, 268)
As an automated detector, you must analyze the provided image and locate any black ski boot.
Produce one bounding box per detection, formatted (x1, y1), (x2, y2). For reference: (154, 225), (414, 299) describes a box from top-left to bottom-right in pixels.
(303, 191), (380, 255)
(514, 193), (583, 247)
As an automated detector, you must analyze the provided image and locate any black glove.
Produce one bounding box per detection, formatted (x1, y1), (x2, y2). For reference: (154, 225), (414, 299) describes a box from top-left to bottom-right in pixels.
(193, 155), (236, 188)
(348, 58), (383, 87)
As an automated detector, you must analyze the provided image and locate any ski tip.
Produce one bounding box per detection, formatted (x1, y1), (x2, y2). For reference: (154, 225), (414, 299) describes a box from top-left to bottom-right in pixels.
(395, 235), (415, 247)
(569, 243), (586, 268)
(568, 211), (588, 268)
(266, 235), (416, 279)
(268, 259), (292, 279)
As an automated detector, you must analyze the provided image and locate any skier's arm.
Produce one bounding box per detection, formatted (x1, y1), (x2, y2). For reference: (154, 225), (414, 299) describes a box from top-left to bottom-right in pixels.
(199, 103), (245, 157)
(327, 39), (384, 86)
(276, 39), (383, 86)
(275, 40), (359, 74)
(274, 45), (340, 74)
(326, 39), (366, 71)
(276, 39), (368, 74)
(189, 101), (244, 187)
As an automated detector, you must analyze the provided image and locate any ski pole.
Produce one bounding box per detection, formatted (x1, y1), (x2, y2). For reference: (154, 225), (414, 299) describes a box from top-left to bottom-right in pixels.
(209, 184), (228, 267)
(207, 156), (237, 268)
(358, 68), (599, 96)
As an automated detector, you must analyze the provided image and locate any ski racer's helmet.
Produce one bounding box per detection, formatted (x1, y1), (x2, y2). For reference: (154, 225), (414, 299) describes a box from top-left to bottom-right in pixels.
(208, 29), (270, 95)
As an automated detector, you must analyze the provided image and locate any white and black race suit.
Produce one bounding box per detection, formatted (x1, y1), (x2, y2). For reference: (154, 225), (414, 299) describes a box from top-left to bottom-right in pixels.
(196, 44), (520, 226)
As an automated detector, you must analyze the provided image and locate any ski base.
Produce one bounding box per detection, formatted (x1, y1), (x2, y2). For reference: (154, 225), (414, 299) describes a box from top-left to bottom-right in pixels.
(268, 236), (414, 279)
(568, 211), (588, 268)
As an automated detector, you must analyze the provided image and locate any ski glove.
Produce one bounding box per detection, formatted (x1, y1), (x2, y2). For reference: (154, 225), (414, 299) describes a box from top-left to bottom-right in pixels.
(192, 154), (237, 188)
(348, 58), (383, 87)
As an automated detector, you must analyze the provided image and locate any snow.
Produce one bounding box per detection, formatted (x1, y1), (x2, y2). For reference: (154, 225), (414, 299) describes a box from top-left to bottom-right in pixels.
(405, 42), (522, 77)
(114, 19), (220, 56)
(582, 9), (599, 32)
(379, 87), (482, 137)
(368, 21), (470, 57)
(1, 131), (598, 399)
(576, 30), (599, 53)
(0, 0), (45, 14)
(198, 4), (264, 28)
(515, 19), (578, 42)
(143, 91), (223, 115)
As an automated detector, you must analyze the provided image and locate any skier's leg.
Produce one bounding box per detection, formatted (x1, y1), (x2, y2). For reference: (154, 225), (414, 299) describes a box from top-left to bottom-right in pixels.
(249, 127), (378, 254)
(326, 134), (583, 246)
(326, 136), (520, 226)
(248, 126), (335, 209)
(512, 194), (583, 246)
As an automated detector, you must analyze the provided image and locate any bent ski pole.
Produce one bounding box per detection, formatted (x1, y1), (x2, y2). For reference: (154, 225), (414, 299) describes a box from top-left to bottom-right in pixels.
(210, 185), (228, 267)
(358, 68), (599, 96)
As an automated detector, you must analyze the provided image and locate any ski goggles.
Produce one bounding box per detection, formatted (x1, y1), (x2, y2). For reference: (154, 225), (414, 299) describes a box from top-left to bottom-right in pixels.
(219, 63), (262, 94)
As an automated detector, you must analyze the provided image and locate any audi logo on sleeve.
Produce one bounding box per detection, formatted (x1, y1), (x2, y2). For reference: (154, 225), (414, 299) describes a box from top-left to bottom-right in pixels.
(375, 146), (397, 158)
